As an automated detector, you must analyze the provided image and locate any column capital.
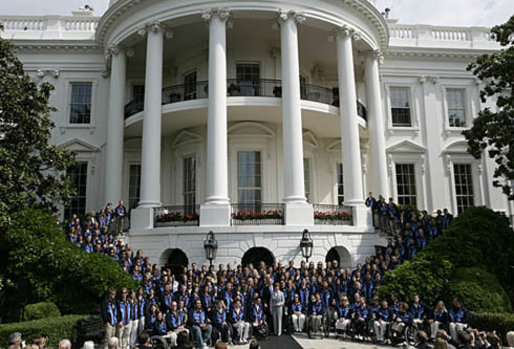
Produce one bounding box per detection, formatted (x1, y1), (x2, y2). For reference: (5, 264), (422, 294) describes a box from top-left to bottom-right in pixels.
(277, 10), (306, 24)
(107, 44), (124, 56)
(336, 25), (361, 41)
(137, 21), (166, 36)
(202, 8), (231, 22)
(368, 49), (384, 65)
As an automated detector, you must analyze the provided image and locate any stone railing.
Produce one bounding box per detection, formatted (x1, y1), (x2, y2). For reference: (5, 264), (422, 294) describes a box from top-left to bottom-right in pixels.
(389, 23), (498, 50)
(0, 15), (99, 40)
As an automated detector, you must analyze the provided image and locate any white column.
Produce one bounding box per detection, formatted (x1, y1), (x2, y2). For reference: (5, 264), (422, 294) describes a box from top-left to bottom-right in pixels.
(336, 26), (369, 226)
(104, 45), (126, 205)
(365, 50), (389, 198)
(138, 23), (164, 208)
(200, 9), (231, 226)
(279, 11), (313, 226)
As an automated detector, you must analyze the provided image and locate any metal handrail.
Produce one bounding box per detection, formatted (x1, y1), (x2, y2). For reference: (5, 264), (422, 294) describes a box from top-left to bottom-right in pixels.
(124, 79), (367, 120)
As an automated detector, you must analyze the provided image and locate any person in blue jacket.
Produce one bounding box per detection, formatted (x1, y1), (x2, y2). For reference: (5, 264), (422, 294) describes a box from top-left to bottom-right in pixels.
(188, 299), (212, 349)
(213, 300), (232, 344)
(449, 298), (469, 341)
(335, 296), (353, 339)
(307, 293), (324, 337)
(101, 288), (117, 349)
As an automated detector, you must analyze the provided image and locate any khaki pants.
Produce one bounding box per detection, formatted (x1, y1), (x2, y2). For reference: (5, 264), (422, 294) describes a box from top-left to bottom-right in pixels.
(103, 323), (116, 349)
(116, 322), (131, 349)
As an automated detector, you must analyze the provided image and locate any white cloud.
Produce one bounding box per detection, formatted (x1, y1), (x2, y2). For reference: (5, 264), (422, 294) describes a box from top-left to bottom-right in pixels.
(375, 0), (514, 27)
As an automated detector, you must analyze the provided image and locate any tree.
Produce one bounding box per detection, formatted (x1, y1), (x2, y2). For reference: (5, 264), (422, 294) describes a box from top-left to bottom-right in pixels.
(464, 15), (514, 200)
(0, 37), (76, 227)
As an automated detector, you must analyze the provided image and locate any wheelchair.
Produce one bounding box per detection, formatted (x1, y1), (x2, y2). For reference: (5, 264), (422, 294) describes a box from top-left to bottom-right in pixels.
(322, 308), (338, 338)
(388, 321), (419, 346)
(150, 335), (170, 349)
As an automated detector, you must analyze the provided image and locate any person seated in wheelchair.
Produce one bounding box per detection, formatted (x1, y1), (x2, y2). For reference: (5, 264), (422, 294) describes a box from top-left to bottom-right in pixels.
(389, 302), (412, 344)
(351, 296), (370, 341)
(213, 300), (233, 344)
(250, 297), (268, 339)
(373, 299), (391, 343)
(410, 294), (429, 329)
(188, 299), (213, 349)
(166, 301), (189, 347)
(448, 298), (469, 341)
(307, 293), (324, 337)
(230, 299), (251, 345)
(289, 293), (306, 333)
(152, 310), (175, 341)
(335, 296), (353, 339)
(320, 281), (337, 335)
(368, 296), (381, 341)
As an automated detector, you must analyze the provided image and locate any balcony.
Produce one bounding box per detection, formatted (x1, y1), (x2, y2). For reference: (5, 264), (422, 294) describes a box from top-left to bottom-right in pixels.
(230, 203), (285, 226)
(313, 204), (353, 225)
(154, 205), (200, 227)
(124, 79), (367, 121)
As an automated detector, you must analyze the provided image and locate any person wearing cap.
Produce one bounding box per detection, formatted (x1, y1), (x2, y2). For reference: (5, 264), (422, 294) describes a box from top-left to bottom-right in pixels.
(8, 332), (22, 349)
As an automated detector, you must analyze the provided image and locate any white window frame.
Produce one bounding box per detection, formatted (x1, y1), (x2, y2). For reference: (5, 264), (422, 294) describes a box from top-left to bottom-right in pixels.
(384, 83), (419, 133)
(442, 84), (473, 133)
(387, 153), (426, 209)
(182, 154), (197, 207)
(445, 154), (482, 215)
(394, 163), (418, 207)
(63, 78), (98, 128)
(127, 162), (142, 210)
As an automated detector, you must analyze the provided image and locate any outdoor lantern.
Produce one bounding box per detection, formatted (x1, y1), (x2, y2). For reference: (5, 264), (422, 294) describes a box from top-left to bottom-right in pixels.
(300, 229), (313, 262)
(204, 231), (218, 266)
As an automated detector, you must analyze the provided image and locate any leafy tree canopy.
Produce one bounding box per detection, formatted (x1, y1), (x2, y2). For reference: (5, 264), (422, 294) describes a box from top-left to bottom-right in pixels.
(464, 15), (514, 200)
(0, 37), (76, 227)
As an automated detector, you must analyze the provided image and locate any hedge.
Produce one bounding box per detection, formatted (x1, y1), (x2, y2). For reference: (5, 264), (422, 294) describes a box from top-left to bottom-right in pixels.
(22, 302), (61, 321)
(0, 315), (85, 348)
(470, 312), (514, 340)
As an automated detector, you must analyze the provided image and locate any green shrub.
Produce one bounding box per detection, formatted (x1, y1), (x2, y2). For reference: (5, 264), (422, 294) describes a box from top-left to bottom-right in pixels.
(447, 268), (511, 313)
(1, 209), (138, 315)
(470, 312), (514, 340)
(0, 315), (85, 348)
(22, 302), (61, 321)
(377, 256), (453, 305)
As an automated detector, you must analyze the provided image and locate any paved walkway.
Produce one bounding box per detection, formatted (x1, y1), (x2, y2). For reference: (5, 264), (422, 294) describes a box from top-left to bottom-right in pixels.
(291, 333), (398, 349)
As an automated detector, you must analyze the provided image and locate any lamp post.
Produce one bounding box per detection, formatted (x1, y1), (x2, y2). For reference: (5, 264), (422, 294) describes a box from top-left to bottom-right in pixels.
(204, 231), (218, 266)
(300, 229), (313, 262)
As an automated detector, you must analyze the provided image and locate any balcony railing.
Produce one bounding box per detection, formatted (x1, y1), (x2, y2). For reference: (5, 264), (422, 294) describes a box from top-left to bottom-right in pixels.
(231, 203), (285, 225)
(313, 204), (353, 225)
(124, 79), (367, 121)
(154, 205), (200, 227)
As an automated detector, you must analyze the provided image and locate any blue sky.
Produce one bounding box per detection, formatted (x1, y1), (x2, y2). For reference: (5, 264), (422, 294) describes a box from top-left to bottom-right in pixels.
(2, 0), (513, 28)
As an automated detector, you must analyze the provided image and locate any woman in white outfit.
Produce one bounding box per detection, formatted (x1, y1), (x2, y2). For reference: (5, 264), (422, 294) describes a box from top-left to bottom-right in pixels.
(270, 283), (285, 336)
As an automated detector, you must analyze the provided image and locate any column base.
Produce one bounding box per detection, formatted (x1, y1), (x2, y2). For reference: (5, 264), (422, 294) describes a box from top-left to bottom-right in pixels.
(284, 202), (314, 226)
(345, 202), (372, 227)
(200, 203), (231, 226)
(130, 207), (154, 230)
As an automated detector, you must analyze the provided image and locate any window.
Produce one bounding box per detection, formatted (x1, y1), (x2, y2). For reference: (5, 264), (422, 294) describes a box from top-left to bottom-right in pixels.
(69, 82), (92, 124)
(128, 164), (141, 210)
(237, 151), (261, 209)
(304, 158), (310, 202)
(183, 155), (196, 209)
(395, 164), (417, 207)
(236, 63), (260, 85)
(447, 89), (466, 127)
(337, 163), (344, 205)
(132, 84), (145, 102)
(183, 71), (197, 101)
(64, 162), (88, 220)
(454, 164), (474, 214)
(390, 87), (411, 127)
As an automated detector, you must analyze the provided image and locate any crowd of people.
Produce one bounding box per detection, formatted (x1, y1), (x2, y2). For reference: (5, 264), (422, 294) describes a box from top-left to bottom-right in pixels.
(56, 195), (510, 349)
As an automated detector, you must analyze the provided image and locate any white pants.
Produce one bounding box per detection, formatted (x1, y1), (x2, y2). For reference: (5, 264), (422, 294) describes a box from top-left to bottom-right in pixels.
(116, 322), (131, 349)
(449, 322), (467, 340)
(138, 317), (145, 335)
(373, 320), (389, 341)
(130, 319), (139, 347)
(233, 322), (250, 342)
(335, 319), (351, 331)
(291, 314), (306, 331)
(430, 321), (441, 339)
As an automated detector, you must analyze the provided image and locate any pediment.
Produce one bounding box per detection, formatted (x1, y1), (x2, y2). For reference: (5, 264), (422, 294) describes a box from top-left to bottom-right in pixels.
(58, 138), (99, 152)
(386, 140), (426, 153)
(172, 130), (203, 148)
(228, 122), (275, 138)
(442, 140), (469, 154)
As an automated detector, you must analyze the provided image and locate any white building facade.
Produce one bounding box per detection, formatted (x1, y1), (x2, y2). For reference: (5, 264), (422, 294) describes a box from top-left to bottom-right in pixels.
(2, 0), (512, 269)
